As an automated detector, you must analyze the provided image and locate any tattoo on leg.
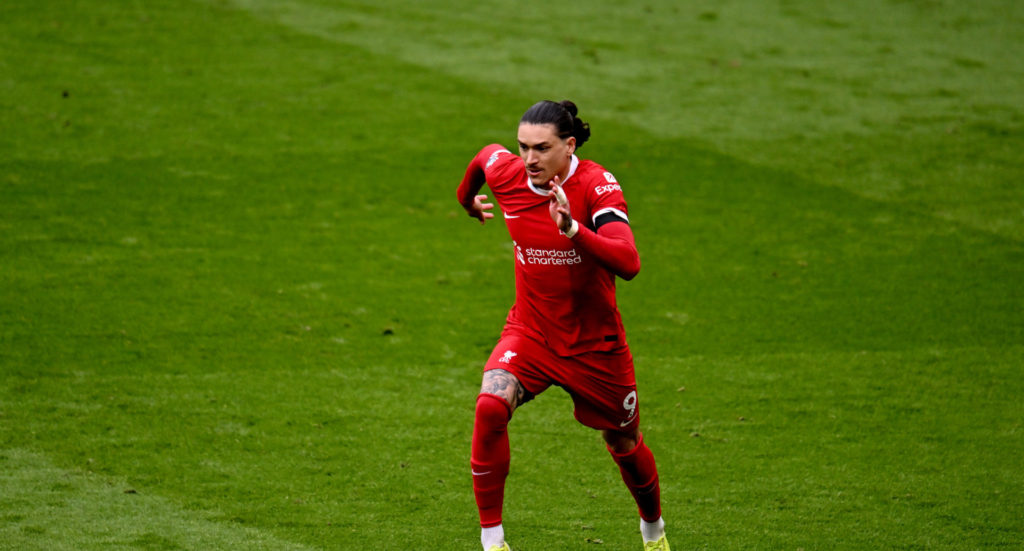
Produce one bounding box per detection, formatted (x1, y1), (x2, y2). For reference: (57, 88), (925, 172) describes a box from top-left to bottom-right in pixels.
(481, 369), (525, 409)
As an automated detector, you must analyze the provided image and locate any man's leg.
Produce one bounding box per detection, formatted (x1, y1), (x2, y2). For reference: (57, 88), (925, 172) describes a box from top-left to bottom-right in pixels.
(472, 369), (524, 550)
(604, 428), (665, 544)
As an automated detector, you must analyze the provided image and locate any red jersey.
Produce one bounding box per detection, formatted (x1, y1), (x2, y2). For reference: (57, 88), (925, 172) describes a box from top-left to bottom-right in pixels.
(459, 144), (639, 356)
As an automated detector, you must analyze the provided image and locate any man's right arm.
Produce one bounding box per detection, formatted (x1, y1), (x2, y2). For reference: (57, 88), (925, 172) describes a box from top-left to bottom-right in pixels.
(457, 145), (508, 224)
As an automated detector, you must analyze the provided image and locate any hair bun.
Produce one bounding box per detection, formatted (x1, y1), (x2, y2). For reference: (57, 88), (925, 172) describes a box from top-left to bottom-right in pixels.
(573, 117), (591, 148)
(559, 100), (579, 119)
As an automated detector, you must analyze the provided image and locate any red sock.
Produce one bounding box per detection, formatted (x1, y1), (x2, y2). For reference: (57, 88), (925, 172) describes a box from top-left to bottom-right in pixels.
(471, 393), (512, 528)
(608, 433), (662, 522)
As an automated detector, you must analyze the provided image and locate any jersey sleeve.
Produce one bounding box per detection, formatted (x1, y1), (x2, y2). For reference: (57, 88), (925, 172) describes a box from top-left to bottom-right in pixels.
(457, 144), (523, 209)
(480, 145), (521, 193)
(571, 215), (640, 280)
(457, 144), (514, 211)
(572, 168), (640, 280)
(587, 170), (630, 229)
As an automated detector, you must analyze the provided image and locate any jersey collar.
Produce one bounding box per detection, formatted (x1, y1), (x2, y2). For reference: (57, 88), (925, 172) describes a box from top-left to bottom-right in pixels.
(527, 155), (579, 197)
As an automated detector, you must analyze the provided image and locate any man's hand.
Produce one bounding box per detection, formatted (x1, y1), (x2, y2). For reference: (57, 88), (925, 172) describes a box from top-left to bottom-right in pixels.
(547, 176), (573, 233)
(468, 194), (494, 224)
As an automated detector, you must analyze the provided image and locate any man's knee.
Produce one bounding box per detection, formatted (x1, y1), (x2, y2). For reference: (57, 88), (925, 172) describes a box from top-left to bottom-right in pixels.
(603, 427), (640, 454)
(476, 393), (512, 428)
(480, 369), (524, 409)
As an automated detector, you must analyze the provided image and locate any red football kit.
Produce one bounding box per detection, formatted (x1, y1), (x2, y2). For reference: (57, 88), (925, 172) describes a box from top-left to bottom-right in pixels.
(460, 143), (662, 531)
(457, 143), (642, 431)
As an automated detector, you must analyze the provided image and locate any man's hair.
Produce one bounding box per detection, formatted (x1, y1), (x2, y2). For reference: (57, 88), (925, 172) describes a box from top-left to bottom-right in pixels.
(520, 100), (591, 149)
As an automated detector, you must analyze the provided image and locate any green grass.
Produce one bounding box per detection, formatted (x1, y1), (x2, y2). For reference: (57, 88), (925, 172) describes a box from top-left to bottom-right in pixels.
(2, 0), (1022, 549)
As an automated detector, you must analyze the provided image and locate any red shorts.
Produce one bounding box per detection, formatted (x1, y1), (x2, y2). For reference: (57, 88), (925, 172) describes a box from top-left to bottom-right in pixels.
(484, 330), (639, 432)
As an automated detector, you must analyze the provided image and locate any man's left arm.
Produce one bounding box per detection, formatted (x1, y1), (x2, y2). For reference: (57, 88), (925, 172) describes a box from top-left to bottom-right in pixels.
(569, 220), (640, 280)
(549, 180), (640, 280)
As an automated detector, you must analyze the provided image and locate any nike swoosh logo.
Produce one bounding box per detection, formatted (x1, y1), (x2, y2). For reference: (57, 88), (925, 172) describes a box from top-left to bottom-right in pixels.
(503, 212), (520, 219)
(472, 470), (493, 476)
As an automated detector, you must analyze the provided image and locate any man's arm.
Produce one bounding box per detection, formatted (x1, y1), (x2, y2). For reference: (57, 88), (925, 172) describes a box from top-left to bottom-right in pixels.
(549, 182), (640, 280)
(572, 221), (641, 281)
(457, 148), (497, 224)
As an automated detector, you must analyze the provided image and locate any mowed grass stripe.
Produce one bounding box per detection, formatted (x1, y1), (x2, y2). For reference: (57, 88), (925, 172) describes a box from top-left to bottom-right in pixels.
(0, 448), (317, 551)
(609, 127), (1023, 356)
(1, 1), (513, 548)
(215, 0), (1024, 241)
(634, 346), (1024, 549)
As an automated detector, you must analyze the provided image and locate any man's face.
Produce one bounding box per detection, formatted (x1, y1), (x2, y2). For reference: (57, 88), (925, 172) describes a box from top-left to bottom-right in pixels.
(517, 123), (575, 188)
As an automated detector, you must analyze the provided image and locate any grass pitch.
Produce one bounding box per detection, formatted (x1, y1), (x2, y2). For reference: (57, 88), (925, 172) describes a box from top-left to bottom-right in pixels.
(1, 1), (1022, 549)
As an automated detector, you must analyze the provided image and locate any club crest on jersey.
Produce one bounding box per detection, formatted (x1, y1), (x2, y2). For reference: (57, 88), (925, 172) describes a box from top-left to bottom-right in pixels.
(499, 350), (517, 364)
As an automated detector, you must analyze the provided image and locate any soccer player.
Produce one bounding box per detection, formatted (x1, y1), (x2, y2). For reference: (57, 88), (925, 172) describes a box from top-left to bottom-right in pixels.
(457, 100), (669, 551)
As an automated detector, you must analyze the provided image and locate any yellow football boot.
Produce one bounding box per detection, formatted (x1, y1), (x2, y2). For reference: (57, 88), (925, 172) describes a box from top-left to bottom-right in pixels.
(643, 534), (670, 550)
